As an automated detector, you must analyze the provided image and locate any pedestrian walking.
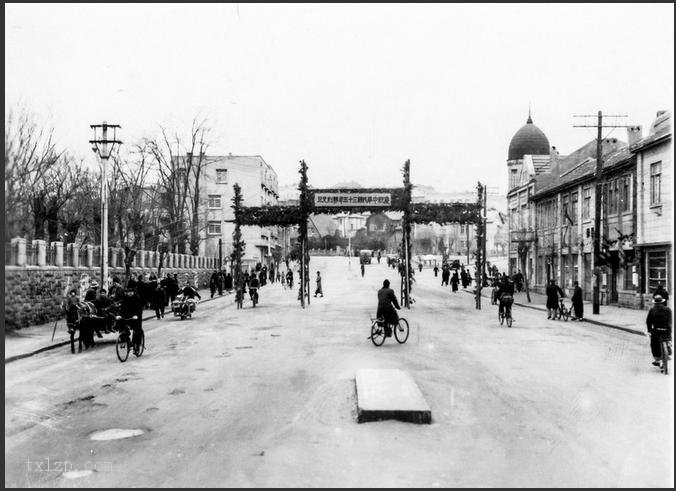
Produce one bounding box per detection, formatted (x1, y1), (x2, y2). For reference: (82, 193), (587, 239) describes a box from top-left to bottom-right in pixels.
(441, 266), (450, 287)
(418, 262), (423, 272)
(546, 279), (565, 319)
(314, 271), (324, 297)
(451, 271), (459, 292)
(209, 270), (219, 298)
(225, 272), (233, 291)
(571, 281), (584, 321)
(646, 294), (672, 368)
(152, 283), (167, 319)
(433, 265), (439, 277)
(361, 262), (365, 277)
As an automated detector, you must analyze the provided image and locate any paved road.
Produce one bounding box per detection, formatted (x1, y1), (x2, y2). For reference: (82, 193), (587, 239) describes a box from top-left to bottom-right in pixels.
(4, 257), (674, 487)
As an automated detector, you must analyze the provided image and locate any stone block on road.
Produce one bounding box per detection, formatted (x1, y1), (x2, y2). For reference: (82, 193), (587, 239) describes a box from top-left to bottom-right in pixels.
(355, 369), (431, 424)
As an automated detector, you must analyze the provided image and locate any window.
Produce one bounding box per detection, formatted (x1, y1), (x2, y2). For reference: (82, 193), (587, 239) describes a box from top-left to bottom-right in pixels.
(648, 250), (668, 294)
(650, 162), (661, 205)
(510, 168), (518, 188)
(621, 176), (630, 212)
(582, 187), (591, 220)
(207, 195), (221, 209)
(571, 192), (578, 224)
(608, 179), (617, 215)
(207, 221), (221, 235)
(624, 262), (635, 290)
(216, 169), (228, 184)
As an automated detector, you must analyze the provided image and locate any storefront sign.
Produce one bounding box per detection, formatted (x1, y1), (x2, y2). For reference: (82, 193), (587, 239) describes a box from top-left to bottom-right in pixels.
(314, 192), (392, 207)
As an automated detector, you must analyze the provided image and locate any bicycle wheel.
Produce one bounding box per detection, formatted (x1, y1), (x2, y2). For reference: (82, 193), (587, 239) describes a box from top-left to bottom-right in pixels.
(371, 322), (386, 346)
(116, 332), (130, 362)
(134, 332), (145, 357)
(506, 308), (513, 328)
(498, 310), (504, 325)
(563, 309), (569, 322)
(662, 341), (669, 375)
(395, 318), (410, 344)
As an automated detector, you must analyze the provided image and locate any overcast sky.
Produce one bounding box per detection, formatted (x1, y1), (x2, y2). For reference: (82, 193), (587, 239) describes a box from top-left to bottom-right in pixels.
(5, 3), (674, 193)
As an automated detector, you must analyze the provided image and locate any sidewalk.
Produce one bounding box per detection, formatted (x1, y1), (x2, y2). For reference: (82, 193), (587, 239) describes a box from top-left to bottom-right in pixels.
(4, 290), (235, 363)
(468, 288), (648, 336)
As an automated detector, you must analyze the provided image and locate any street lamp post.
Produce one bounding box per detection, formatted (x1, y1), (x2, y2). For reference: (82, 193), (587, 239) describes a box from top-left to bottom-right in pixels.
(90, 122), (122, 290)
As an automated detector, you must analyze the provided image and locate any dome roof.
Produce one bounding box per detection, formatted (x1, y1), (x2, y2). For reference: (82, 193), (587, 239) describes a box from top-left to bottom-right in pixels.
(508, 114), (551, 161)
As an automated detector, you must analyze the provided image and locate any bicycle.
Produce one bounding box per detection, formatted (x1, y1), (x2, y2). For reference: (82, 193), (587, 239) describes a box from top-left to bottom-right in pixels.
(553, 298), (570, 321)
(369, 317), (409, 346)
(654, 329), (671, 375)
(115, 316), (144, 362)
(498, 295), (513, 327)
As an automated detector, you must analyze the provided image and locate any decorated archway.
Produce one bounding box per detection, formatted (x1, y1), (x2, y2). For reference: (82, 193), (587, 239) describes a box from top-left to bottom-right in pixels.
(231, 160), (486, 309)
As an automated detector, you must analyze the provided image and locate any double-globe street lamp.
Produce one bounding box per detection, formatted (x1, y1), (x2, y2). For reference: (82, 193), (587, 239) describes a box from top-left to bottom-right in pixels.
(90, 122), (122, 289)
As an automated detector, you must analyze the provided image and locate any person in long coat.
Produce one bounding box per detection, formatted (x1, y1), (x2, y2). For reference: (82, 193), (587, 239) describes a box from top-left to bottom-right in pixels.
(376, 279), (401, 332)
(460, 268), (468, 288)
(571, 281), (583, 321)
(450, 271), (460, 292)
(441, 266), (450, 287)
(546, 279), (565, 319)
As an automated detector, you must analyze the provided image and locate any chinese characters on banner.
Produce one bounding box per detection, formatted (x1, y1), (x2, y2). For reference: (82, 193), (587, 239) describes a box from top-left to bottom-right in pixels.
(313, 192), (392, 207)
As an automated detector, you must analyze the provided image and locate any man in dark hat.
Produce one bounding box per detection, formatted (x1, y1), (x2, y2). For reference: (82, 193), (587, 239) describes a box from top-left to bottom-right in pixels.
(646, 294), (672, 369)
(376, 279), (401, 338)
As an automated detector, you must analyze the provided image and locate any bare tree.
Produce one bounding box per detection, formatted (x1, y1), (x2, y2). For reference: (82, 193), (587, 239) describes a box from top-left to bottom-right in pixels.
(147, 117), (212, 255)
(4, 107), (63, 239)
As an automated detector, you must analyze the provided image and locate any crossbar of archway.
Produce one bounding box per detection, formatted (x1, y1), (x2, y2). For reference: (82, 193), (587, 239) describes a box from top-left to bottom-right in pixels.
(232, 160), (485, 309)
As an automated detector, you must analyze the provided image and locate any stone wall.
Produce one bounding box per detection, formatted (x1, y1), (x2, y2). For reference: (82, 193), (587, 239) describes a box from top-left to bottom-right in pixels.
(4, 265), (216, 330)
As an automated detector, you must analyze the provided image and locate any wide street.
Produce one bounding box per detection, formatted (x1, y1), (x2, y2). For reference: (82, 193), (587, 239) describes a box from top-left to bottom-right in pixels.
(4, 256), (674, 487)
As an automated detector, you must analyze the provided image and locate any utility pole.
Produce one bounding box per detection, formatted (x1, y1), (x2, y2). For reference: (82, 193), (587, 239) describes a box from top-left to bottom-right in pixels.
(573, 111), (630, 315)
(482, 183), (487, 282)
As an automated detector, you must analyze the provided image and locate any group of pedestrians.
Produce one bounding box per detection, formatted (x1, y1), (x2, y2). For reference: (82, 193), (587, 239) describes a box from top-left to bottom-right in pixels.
(434, 263), (472, 293)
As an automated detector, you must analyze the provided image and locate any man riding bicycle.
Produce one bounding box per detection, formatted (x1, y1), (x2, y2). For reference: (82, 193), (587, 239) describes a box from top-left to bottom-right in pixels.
(248, 275), (260, 303)
(376, 279), (401, 337)
(117, 286), (144, 354)
(647, 294), (672, 368)
(497, 276), (515, 319)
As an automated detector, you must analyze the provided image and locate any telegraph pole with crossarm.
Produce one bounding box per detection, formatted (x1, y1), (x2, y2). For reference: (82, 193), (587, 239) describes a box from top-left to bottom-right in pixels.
(573, 111), (633, 315)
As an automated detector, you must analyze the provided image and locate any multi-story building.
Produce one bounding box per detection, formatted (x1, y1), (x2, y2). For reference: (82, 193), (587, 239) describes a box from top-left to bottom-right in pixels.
(507, 109), (671, 309)
(632, 110), (672, 302)
(196, 154), (282, 270)
(507, 111), (626, 289)
(529, 144), (635, 305)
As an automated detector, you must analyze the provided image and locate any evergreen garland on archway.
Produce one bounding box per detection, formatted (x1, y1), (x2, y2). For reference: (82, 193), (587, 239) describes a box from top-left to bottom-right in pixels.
(231, 183), (246, 289)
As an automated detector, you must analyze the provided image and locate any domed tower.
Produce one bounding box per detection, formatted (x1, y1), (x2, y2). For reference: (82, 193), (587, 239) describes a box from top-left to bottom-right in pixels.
(507, 111), (551, 190)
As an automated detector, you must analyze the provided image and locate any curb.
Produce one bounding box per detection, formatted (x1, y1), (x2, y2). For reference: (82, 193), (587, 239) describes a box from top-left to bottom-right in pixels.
(5, 292), (234, 364)
(463, 289), (645, 337)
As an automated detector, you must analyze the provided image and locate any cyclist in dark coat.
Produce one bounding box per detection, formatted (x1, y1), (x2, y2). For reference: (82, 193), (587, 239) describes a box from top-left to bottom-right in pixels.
(546, 279), (565, 319)
(118, 287), (144, 351)
(646, 295), (672, 367)
(376, 279), (401, 330)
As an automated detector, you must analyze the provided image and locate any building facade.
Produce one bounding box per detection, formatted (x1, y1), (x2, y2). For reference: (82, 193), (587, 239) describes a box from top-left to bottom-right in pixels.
(197, 154), (282, 270)
(632, 110), (672, 302)
(507, 109), (672, 309)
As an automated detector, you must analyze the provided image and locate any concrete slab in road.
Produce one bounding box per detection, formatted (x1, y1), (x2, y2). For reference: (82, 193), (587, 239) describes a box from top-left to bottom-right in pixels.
(355, 369), (432, 424)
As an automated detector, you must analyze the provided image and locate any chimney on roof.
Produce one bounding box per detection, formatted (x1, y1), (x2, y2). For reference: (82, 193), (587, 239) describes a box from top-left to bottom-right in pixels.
(627, 125), (643, 146)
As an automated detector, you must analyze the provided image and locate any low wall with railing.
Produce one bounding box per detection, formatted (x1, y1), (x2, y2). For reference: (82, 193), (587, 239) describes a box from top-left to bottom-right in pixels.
(4, 238), (221, 330)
